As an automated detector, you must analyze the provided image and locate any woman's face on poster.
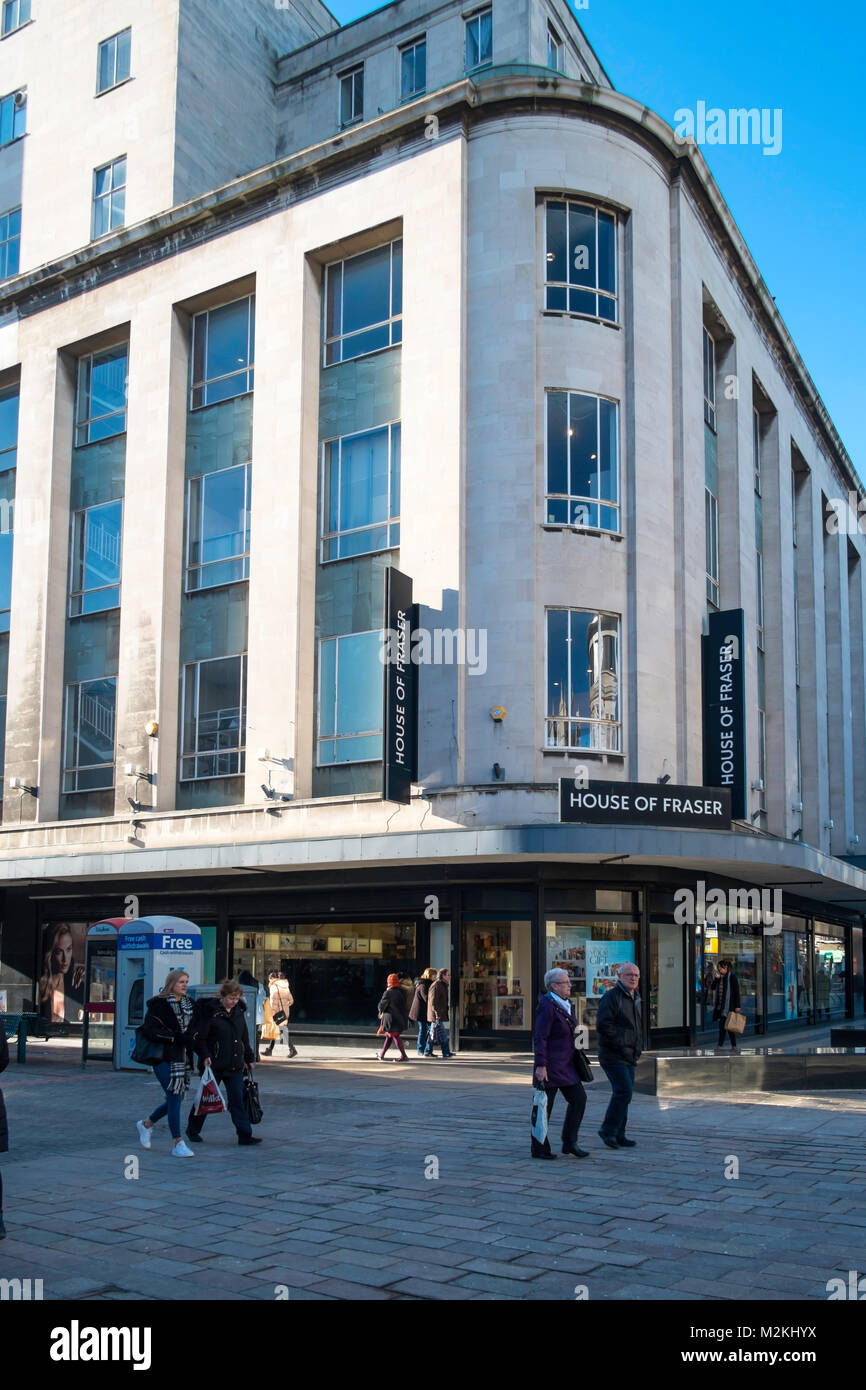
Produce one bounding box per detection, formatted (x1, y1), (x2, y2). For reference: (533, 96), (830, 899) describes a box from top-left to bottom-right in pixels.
(52, 932), (73, 974)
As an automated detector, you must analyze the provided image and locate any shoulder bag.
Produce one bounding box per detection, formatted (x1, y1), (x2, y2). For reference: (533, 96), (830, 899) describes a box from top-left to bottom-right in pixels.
(130, 1027), (164, 1065)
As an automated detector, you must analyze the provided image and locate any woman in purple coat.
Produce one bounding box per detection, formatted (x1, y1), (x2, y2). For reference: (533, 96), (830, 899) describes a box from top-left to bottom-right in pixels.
(532, 968), (589, 1159)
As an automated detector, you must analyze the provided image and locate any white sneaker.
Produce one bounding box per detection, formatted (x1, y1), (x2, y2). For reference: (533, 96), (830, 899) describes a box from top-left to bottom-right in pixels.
(171, 1140), (194, 1158)
(136, 1120), (152, 1150)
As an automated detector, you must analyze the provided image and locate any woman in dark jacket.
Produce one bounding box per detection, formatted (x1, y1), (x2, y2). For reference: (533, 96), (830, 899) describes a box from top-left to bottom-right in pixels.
(712, 959), (742, 1050)
(408, 967), (436, 1055)
(189, 979), (260, 1145)
(136, 969), (201, 1158)
(0, 1025), (8, 1237)
(532, 968), (588, 1159)
(377, 973), (409, 1061)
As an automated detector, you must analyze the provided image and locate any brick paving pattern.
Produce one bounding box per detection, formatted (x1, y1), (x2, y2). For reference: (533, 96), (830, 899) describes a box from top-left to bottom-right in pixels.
(2, 1044), (865, 1301)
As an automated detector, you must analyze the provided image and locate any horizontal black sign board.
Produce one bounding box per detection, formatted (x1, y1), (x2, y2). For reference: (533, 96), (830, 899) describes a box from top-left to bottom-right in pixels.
(560, 779), (732, 830)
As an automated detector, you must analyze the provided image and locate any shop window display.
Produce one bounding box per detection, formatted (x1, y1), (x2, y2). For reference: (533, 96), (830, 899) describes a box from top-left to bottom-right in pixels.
(460, 921), (531, 1031)
(232, 923), (416, 1027)
(545, 919), (639, 1043)
(814, 924), (846, 1017)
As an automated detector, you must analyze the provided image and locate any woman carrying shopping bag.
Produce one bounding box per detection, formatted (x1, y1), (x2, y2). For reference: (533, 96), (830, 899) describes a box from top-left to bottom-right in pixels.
(265, 971), (296, 1058)
(188, 979), (262, 1145)
(136, 969), (202, 1159)
(712, 959), (743, 1051)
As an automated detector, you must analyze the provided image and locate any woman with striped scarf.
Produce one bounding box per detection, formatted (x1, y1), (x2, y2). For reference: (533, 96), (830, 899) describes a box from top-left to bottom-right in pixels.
(136, 970), (202, 1157)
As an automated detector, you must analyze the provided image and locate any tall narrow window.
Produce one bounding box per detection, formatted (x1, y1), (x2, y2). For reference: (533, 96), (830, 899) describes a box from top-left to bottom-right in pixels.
(705, 488), (720, 608)
(186, 462), (251, 590)
(0, 206), (20, 278)
(318, 631), (384, 765)
(753, 406), (762, 495)
(703, 327), (716, 430)
(190, 296), (255, 409)
(547, 24), (563, 71)
(181, 655), (247, 781)
(339, 65), (364, 128)
(546, 391), (619, 531)
(322, 423), (400, 561)
(0, 381), (18, 471)
(400, 37), (426, 99)
(63, 678), (117, 792)
(465, 7), (492, 70)
(2, 0), (29, 35)
(0, 524), (10, 632)
(92, 156), (126, 238)
(69, 499), (122, 615)
(324, 240), (402, 366)
(544, 199), (618, 322)
(0, 89), (26, 146)
(75, 344), (128, 445)
(97, 28), (131, 94)
(546, 610), (621, 752)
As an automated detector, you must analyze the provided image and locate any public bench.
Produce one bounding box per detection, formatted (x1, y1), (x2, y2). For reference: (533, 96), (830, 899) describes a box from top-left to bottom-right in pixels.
(1, 1012), (70, 1062)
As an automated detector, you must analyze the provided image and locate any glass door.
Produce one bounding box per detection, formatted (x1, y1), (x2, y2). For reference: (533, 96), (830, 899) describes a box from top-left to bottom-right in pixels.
(649, 921), (688, 1043)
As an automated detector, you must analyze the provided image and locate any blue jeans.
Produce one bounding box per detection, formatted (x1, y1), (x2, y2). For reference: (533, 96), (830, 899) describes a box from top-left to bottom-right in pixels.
(416, 1021), (431, 1054)
(149, 1061), (183, 1140)
(599, 1060), (636, 1139)
(425, 1021), (451, 1057)
(188, 1070), (252, 1138)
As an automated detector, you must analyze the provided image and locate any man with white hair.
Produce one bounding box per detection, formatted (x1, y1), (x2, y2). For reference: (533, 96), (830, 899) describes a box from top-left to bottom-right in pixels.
(531, 967), (589, 1159)
(595, 962), (642, 1149)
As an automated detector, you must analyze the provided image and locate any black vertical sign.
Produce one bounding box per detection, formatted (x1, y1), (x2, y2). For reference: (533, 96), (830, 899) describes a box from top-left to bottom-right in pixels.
(702, 608), (746, 820)
(383, 568), (418, 803)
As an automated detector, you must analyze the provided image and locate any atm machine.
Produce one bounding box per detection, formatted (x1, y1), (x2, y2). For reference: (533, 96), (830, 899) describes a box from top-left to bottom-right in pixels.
(81, 919), (123, 1067)
(115, 917), (203, 1071)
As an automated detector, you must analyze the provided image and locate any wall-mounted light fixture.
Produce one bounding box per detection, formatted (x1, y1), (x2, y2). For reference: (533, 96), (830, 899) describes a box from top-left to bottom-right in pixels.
(8, 777), (37, 796)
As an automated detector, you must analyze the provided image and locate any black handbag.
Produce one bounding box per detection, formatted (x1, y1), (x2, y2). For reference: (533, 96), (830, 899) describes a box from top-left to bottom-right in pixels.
(272, 1009), (287, 1026)
(574, 1048), (593, 1084)
(130, 1027), (164, 1065)
(243, 1065), (263, 1125)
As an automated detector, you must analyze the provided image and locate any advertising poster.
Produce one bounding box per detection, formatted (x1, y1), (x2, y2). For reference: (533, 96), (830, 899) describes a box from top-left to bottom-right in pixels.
(585, 939), (636, 999)
(38, 921), (88, 1023)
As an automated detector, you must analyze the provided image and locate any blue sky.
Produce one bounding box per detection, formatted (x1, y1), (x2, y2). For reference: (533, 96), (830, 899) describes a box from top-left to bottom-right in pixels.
(325, 0), (864, 472)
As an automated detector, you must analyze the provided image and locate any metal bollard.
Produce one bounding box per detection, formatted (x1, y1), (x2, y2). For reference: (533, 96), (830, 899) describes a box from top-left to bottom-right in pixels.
(17, 1016), (27, 1063)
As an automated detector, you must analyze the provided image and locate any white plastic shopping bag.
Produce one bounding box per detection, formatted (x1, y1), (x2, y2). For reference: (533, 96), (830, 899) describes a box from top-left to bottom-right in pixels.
(530, 1085), (549, 1146)
(193, 1064), (227, 1117)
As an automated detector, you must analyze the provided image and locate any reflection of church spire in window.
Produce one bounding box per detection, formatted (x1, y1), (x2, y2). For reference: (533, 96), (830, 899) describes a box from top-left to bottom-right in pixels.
(550, 685), (569, 747)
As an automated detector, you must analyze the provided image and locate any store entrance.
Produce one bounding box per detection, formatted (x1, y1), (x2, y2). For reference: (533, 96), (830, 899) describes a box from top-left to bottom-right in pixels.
(648, 920), (689, 1044)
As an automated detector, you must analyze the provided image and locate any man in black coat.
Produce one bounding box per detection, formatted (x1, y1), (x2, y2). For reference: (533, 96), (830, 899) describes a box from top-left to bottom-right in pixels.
(596, 964), (642, 1149)
(188, 982), (261, 1145)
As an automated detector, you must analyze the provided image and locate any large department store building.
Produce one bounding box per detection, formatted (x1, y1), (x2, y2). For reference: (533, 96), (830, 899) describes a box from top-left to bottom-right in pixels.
(0, 0), (863, 1049)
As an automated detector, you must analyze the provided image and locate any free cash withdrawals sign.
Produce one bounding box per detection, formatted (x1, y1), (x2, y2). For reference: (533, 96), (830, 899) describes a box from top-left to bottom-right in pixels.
(382, 568), (418, 803)
(701, 608), (747, 820)
(560, 779), (732, 830)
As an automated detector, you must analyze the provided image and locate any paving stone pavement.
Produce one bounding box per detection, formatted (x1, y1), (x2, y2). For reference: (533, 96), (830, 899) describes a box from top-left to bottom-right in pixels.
(2, 1044), (865, 1302)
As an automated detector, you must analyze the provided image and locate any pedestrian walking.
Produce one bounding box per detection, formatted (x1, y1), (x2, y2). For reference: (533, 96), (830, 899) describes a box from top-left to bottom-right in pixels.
(265, 971), (297, 1058)
(261, 993), (280, 1056)
(376, 973), (409, 1061)
(188, 980), (262, 1145)
(596, 963), (642, 1149)
(532, 968), (588, 1159)
(136, 969), (201, 1158)
(408, 966), (437, 1055)
(0, 1024), (9, 1237)
(713, 958), (742, 1050)
(426, 968), (453, 1058)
